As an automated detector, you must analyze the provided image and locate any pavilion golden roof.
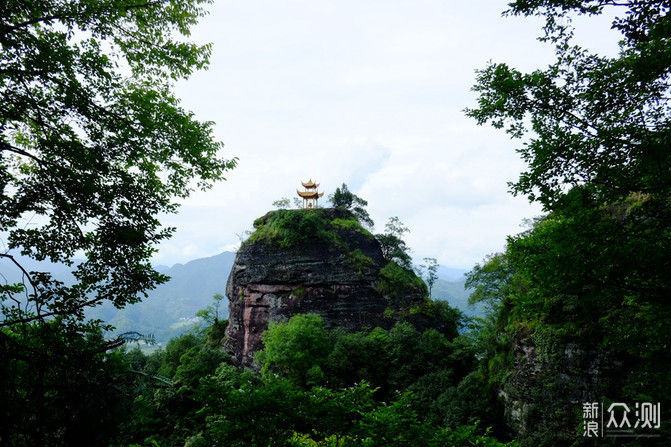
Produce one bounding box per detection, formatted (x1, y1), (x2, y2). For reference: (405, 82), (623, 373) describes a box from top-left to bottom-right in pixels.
(301, 179), (319, 188)
(296, 190), (324, 199)
(297, 178), (324, 208)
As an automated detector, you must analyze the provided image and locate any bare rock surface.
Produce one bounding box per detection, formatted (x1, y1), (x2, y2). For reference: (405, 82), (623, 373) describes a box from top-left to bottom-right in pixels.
(222, 208), (426, 367)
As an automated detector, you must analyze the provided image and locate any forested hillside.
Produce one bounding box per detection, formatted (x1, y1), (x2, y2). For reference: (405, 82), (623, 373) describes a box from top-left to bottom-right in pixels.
(89, 252), (235, 344)
(432, 277), (478, 317)
(113, 310), (512, 447)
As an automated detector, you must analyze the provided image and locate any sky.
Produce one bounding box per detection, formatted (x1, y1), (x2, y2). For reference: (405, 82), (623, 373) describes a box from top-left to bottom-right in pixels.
(154, 0), (621, 270)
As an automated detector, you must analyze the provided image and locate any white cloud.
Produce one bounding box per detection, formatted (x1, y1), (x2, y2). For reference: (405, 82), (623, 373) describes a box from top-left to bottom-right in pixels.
(156, 0), (620, 269)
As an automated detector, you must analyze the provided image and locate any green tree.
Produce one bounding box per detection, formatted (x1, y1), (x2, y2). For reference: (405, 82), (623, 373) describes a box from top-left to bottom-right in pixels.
(193, 367), (382, 447)
(157, 332), (202, 379)
(466, 1), (671, 442)
(193, 363), (513, 447)
(466, 0), (670, 210)
(258, 313), (331, 387)
(465, 252), (525, 315)
(196, 293), (228, 347)
(0, 1), (236, 444)
(328, 183), (374, 228)
(418, 257), (439, 299)
(466, 0), (671, 355)
(376, 216), (412, 269)
(120, 329), (228, 447)
(196, 293), (226, 325)
(325, 327), (391, 391)
(0, 320), (136, 446)
(1, 0), (236, 330)
(272, 197), (292, 209)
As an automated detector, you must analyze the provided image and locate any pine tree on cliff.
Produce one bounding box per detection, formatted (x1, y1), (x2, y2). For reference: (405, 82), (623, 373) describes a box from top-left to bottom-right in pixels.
(329, 183), (375, 229)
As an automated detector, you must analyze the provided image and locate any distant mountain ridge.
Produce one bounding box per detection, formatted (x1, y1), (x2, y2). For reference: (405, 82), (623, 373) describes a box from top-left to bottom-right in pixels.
(111, 252), (477, 344)
(88, 251), (236, 344)
(1, 251), (477, 345)
(436, 265), (468, 282)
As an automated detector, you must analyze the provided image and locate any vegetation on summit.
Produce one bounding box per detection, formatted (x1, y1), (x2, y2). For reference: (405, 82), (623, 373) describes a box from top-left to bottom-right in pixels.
(247, 207), (369, 249)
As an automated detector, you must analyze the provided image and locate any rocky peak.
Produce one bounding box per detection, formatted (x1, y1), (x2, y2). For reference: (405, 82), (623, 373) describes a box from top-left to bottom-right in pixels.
(222, 208), (427, 367)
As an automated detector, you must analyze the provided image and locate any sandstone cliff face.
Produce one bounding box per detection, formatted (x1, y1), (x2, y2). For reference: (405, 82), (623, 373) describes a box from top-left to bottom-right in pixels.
(500, 330), (614, 444)
(222, 208), (426, 367)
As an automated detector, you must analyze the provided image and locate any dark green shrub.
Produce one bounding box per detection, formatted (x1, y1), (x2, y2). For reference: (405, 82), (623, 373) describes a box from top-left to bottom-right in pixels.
(377, 261), (427, 299)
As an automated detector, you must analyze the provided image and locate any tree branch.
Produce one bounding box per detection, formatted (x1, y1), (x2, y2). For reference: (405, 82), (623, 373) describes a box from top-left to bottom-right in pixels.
(1, 15), (65, 36)
(0, 253), (39, 300)
(0, 141), (46, 166)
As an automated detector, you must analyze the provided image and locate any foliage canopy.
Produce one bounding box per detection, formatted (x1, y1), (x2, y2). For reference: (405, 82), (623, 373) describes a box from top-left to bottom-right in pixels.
(467, 0), (671, 209)
(1, 0), (236, 325)
(0, 1), (236, 444)
(466, 1), (671, 443)
(376, 216), (413, 270)
(328, 183), (375, 228)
